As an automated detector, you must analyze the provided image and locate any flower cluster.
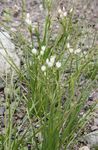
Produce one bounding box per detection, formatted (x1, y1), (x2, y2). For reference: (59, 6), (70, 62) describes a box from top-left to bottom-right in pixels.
(66, 43), (81, 54)
(58, 7), (67, 18)
(40, 46), (46, 55)
(32, 46), (46, 56)
(31, 45), (62, 72)
(42, 54), (61, 72)
(46, 55), (56, 67)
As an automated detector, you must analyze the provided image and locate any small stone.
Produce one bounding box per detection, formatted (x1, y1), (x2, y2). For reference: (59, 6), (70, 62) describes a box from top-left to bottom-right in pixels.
(84, 131), (98, 147)
(13, 4), (20, 17)
(27, 143), (31, 150)
(0, 30), (20, 77)
(17, 113), (24, 119)
(94, 118), (98, 126)
(89, 89), (98, 101)
(79, 146), (90, 150)
(0, 117), (5, 128)
(91, 125), (98, 131)
(0, 107), (5, 116)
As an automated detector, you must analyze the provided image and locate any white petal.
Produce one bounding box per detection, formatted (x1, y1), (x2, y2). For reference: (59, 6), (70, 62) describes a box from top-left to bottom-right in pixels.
(70, 8), (73, 13)
(40, 50), (44, 55)
(25, 13), (32, 25)
(46, 58), (49, 64)
(83, 51), (87, 55)
(32, 48), (37, 55)
(63, 12), (67, 17)
(41, 45), (46, 51)
(69, 48), (74, 53)
(47, 61), (53, 67)
(50, 55), (56, 63)
(56, 61), (61, 68)
(67, 43), (70, 48)
(74, 48), (81, 54)
(41, 65), (46, 71)
(58, 8), (62, 14)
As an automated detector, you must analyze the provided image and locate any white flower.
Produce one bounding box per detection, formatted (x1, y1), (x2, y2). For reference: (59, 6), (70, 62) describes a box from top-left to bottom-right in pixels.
(83, 51), (87, 55)
(66, 43), (70, 49)
(41, 65), (46, 71)
(50, 55), (56, 63)
(41, 45), (46, 51)
(32, 48), (37, 55)
(39, 4), (43, 11)
(58, 8), (62, 14)
(40, 46), (46, 55)
(46, 58), (49, 64)
(70, 8), (73, 13)
(58, 8), (67, 18)
(74, 48), (81, 54)
(63, 7), (65, 11)
(63, 12), (67, 17)
(46, 56), (55, 68)
(80, 51), (87, 58)
(47, 61), (53, 67)
(25, 13), (32, 25)
(40, 46), (45, 55)
(69, 48), (74, 53)
(56, 61), (61, 68)
(40, 50), (44, 55)
(60, 14), (63, 18)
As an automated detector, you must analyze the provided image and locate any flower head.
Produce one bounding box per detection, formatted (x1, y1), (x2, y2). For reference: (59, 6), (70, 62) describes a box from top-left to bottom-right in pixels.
(66, 43), (70, 49)
(40, 46), (46, 55)
(41, 45), (46, 51)
(46, 58), (49, 64)
(74, 48), (81, 54)
(56, 61), (61, 68)
(63, 12), (67, 17)
(40, 50), (44, 55)
(50, 55), (56, 64)
(47, 61), (53, 67)
(46, 55), (56, 68)
(25, 13), (32, 25)
(83, 51), (87, 55)
(58, 8), (67, 18)
(70, 8), (73, 13)
(32, 48), (37, 55)
(41, 65), (46, 72)
(58, 8), (62, 14)
(69, 48), (74, 53)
